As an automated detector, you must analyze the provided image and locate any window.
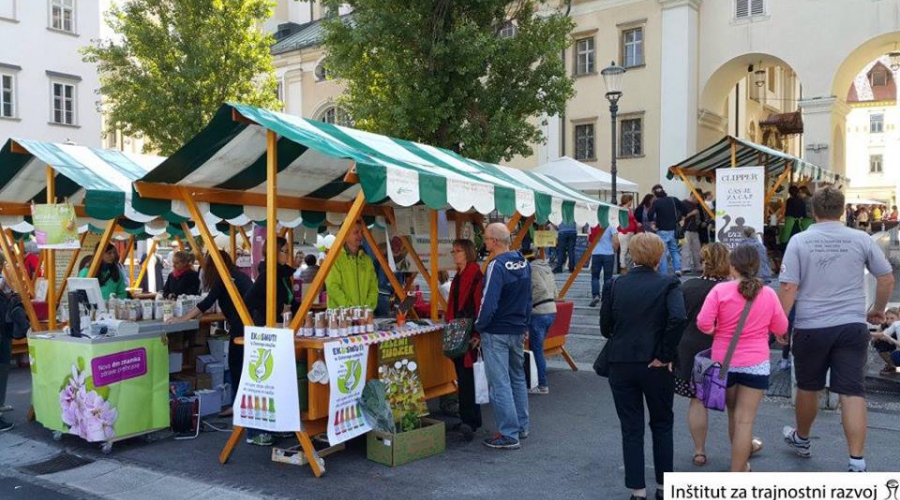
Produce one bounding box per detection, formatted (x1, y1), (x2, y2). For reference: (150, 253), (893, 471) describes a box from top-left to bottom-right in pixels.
(871, 114), (884, 134)
(735, 0), (765, 19)
(314, 60), (332, 82)
(870, 69), (889, 87)
(275, 81), (284, 102)
(574, 37), (595, 75)
(1, 73), (14, 118)
(870, 154), (883, 173)
(318, 106), (351, 127)
(622, 28), (644, 68)
(499, 21), (517, 38)
(0, 0), (15, 20)
(619, 118), (643, 157)
(50, 0), (75, 32)
(51, 81), (76, 125)
(767, 68), (776, 92)
(574, 124), (595, 160)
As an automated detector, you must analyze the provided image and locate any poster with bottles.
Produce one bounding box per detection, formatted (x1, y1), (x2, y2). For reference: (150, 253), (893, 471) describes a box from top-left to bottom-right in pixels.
(323, 340), (371, 445)
(378, 337), (428, 421)
(233, 327), (301, 432)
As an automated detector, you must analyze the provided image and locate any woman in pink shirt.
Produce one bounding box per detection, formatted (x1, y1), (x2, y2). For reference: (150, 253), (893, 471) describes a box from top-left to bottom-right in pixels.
(696, 245), (788, 472)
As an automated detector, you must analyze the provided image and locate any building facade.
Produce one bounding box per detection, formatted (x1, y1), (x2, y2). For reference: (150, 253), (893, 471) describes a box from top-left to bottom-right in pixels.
(0, 0), (102, 147)
(271, 0), (900, 195)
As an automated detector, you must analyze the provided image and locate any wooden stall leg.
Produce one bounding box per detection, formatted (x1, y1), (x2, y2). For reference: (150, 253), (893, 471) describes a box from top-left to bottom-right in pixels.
(558, 231), (601, 300)
(296, 431), (325, 477)
(560, 346), (579, 372)
(219, 426), (246, 464)
(27, 406), (35, 422)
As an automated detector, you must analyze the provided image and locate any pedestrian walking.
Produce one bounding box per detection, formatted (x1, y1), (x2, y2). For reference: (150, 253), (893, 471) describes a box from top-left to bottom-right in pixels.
(680, 198), (702, 274)
(589, 224), (618, 307)
(445, 239), (484, 441)
(634, 194), (656, 234)
(600, 233), (687, 500)
(696, 245), (788, 472)
(475, 223), (532, 450)
(648, 185), (686, 276)
(618, 194), (639, 273)
(552, 221), (578, 273)
(0, 253), (30, 432)
(778, 186), (894, 472)
(673, 243), (734, 468)
(737, 227), (771, 282)
(524, 250), (557, 395)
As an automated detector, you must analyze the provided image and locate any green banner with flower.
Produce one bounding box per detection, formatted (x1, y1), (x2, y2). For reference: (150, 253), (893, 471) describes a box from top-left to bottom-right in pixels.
(28, 335), (170, 442)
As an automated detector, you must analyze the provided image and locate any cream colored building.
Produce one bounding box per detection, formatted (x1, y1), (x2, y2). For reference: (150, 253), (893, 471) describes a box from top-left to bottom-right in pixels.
(271, 0), (900, 195)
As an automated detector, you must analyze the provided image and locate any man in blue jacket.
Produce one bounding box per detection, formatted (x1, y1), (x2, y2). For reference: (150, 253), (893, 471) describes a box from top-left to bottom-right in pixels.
(476, 223), (532, 450)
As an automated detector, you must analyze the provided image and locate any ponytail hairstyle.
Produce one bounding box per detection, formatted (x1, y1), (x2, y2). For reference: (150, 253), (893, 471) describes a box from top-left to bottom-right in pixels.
(729, 244), (763, 301)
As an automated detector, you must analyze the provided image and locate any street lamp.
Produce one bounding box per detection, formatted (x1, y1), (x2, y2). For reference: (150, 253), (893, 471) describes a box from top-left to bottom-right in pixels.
(889, 51), (900, 71)
(601, 61), (625, 205)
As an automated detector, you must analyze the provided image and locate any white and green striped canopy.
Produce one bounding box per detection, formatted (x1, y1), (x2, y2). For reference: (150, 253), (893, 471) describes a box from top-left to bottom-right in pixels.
(134, 103), (623, 228)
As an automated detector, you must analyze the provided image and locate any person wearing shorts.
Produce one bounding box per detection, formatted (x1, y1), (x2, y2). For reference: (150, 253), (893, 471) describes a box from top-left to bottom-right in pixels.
(778, 186), (894, 473)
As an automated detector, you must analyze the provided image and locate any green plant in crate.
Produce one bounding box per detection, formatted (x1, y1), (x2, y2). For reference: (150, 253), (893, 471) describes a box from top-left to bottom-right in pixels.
(400, 411), (420, 433)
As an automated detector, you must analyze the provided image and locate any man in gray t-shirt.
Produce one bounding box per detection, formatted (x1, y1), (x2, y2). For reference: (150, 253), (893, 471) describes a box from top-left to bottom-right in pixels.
(778, 186), (894, 473)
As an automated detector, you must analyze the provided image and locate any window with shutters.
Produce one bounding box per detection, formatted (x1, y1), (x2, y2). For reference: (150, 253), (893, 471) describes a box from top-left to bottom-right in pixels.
(574, 124), (595, 160)
(735, 0), (765, 19)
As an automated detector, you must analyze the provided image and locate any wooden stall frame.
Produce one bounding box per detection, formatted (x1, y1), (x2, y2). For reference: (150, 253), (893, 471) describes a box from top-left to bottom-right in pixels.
(673, 168), (715, 220)
(383, 209), (447, 312)
(0, 222), (41, 330)
(86, 220), (118, 279)
(55, 232), (88, 305)
(558, 229), (602, 300)
(132, 239), (158, 291)
(429, 210), (439, 321)
(46, 166), (57, 329)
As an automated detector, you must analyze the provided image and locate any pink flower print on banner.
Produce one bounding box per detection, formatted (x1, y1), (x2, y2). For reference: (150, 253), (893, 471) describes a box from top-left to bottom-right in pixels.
(57, 363), (118, 442)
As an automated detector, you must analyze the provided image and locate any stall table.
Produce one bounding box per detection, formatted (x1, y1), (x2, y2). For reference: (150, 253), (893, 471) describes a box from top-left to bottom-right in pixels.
(28, 319), (200, 454)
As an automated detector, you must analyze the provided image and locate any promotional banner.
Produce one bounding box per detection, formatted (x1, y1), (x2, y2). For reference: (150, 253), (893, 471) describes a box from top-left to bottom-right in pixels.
(534, 230), (558, 248)
(29, 335), (169, 442)
(324, 340), (371, 445)
(393, 207), (430, 236)
(32, 203), (79, 249)
(715, 166), (765, 249)
(233, 327), (302, 432)
(378, 337), (428, 421)
(410, 236), (454, 270)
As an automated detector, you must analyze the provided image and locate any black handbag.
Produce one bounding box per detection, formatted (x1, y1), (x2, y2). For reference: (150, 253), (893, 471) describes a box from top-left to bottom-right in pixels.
(593, 276), (620, 377)
(673, 198), (686, 240)
(442, 273), (481, 358)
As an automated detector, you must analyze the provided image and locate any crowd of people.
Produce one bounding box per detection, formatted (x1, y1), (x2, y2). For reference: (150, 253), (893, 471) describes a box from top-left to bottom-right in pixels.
(846, 203), (898, 233)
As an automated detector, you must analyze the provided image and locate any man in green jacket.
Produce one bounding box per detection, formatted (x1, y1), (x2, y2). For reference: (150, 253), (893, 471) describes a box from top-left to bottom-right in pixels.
(325, 221), (378, 310)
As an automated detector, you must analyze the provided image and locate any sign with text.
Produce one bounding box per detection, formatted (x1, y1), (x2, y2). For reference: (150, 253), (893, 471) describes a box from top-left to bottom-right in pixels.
(324, 340), (371, 444)
(667, 472), (900, 500)
(715, 167), (765, 250)
(534, 230), (558, 248)
(32, 203), (79, 249)
(233, 327), (301, 432)
(378, 337), (427, 421)
(393, 206), (431, 236)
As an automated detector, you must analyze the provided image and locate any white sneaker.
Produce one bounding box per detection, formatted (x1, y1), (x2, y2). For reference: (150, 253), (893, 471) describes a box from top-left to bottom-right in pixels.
(782, 426), (811, 458)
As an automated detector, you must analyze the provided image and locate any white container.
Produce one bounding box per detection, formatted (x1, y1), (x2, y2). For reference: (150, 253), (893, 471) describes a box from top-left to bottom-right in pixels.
(168, 352), (183, 374)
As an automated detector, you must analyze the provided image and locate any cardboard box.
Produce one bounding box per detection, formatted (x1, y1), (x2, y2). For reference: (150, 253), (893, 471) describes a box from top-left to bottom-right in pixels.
(195, 389), (222, 417)
(196, 373), (213, 391)
(196, 354), (217, 373)
(168, 352), (184, 374)
(208, 337), (229, 365)
(366, 418), (446, 467)
(206, 363), (225, 387)
(217, 383), (233, 407)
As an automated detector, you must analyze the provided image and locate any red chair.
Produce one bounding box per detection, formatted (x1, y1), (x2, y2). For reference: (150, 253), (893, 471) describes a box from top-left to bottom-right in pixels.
(526, 301), (578, 371)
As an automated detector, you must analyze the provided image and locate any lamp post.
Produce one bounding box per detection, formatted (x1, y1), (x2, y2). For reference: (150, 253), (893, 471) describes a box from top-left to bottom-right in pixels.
(601, 61), (626, 205)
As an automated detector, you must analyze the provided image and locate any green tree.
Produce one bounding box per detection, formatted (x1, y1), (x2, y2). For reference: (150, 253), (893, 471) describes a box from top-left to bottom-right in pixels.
(321, 0), (575, 163)
(82, 0), (280, 155)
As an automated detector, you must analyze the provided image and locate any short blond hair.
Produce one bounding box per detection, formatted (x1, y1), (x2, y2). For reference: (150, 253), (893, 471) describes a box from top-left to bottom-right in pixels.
(629, 233), (666, 268)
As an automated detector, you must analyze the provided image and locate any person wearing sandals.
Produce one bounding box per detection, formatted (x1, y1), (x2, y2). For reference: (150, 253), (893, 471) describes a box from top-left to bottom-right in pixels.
(445, 239), (484, 441)
(696, 245), (788, 472)
(601, 233), (687, 500)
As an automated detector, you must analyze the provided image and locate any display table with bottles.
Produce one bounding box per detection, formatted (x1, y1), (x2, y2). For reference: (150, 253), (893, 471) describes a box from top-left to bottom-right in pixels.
(27, 319), (200, 454)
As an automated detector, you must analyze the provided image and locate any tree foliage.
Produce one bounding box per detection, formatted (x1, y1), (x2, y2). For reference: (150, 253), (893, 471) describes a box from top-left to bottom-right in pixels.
(82, 0), (280, 155)
(321, 0), (575, 163)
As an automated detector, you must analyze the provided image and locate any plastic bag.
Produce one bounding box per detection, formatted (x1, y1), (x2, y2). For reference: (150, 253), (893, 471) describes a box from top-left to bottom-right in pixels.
(474, 350), (490, 405)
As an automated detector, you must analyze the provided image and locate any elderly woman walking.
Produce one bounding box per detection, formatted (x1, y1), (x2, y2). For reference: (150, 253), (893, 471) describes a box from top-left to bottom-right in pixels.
(601, 233), (687, 500)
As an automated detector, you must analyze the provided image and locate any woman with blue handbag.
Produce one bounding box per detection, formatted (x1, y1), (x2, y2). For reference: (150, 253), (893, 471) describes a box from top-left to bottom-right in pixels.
(696, 245), (788, 472)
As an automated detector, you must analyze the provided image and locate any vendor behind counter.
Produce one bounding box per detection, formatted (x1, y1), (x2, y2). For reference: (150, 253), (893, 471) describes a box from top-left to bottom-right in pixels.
(78, 243), (128, 300)
(245, 237), (296, 325)
(162, 250), (200, 299)
(325, 221), (378, 310)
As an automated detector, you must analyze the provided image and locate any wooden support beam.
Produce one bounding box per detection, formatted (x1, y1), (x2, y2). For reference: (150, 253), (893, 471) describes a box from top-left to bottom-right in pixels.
(674, 168), (715, 219)
(266, 130), (279, 328)
(287, 229), (294, 264)
(559, 231), (601, 300)
(229, 227), (237, 261)
(136, 182), (388, 217)
(290, 191), (367, 331)
(46, 166), (57, 329)
(180, 223), (203, 262)
(360, 221), (407, 303)
(455, 218), (463, 239)
(174, 236), (185, 251)
(0, 223), (41, 330)
(511, 216), (534, 250)
(765, 166), (793, 206)
(506, 213), (522, 233)
(343, 161), (359, 184)
(429, 210), (439, 321)
(0, 202), (89, 217)
(730, 137), (737, 167)
(55, 232), (87, 305)
(180, 187), (253, 326)
(383, 210), (448, 312)
(132, 240), (158, 294)
(87, 220), (117, 279)
(238, 226), (251, 250)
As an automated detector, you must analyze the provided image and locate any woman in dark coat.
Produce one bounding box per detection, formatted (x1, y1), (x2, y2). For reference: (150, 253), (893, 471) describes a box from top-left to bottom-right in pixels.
(673, 243), (732, 467)
(444, 239), (484, 442)
(161, 250), (200, 298)
(600, 233), (687, 500)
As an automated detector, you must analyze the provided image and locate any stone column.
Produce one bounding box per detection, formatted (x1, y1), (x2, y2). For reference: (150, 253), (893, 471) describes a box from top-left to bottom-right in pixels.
(798, 96), (850, 177)
(658, 0), (702, 195)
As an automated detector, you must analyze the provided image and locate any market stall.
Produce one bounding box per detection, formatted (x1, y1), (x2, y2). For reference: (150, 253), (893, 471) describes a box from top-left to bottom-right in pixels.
(131, 103), (620, 476)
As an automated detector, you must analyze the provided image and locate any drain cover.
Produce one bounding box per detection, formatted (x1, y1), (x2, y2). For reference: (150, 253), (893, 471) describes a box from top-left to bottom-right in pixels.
(18, 452), (94, 476)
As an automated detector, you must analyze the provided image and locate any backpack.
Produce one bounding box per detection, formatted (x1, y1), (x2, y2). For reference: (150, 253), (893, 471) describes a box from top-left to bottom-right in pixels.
(1, 293), (30, 340)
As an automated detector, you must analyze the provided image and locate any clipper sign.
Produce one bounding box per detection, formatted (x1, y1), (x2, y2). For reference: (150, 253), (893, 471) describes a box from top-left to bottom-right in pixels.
(715, 167), (765, 250)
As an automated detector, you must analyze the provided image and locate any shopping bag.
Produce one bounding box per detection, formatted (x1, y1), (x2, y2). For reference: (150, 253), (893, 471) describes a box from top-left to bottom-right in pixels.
(474, 351), (490, 404)
(691, 348), (726, 412)
(523, 350), (538, 390)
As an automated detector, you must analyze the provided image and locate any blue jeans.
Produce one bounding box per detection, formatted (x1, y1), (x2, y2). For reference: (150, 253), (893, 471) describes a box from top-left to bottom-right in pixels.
(657, 230), (681, 274)
(529, 313), (555, 387)
(481, 333), (529, 440)
(554, 232), (577, 271)
(591, 254), (615, 298)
